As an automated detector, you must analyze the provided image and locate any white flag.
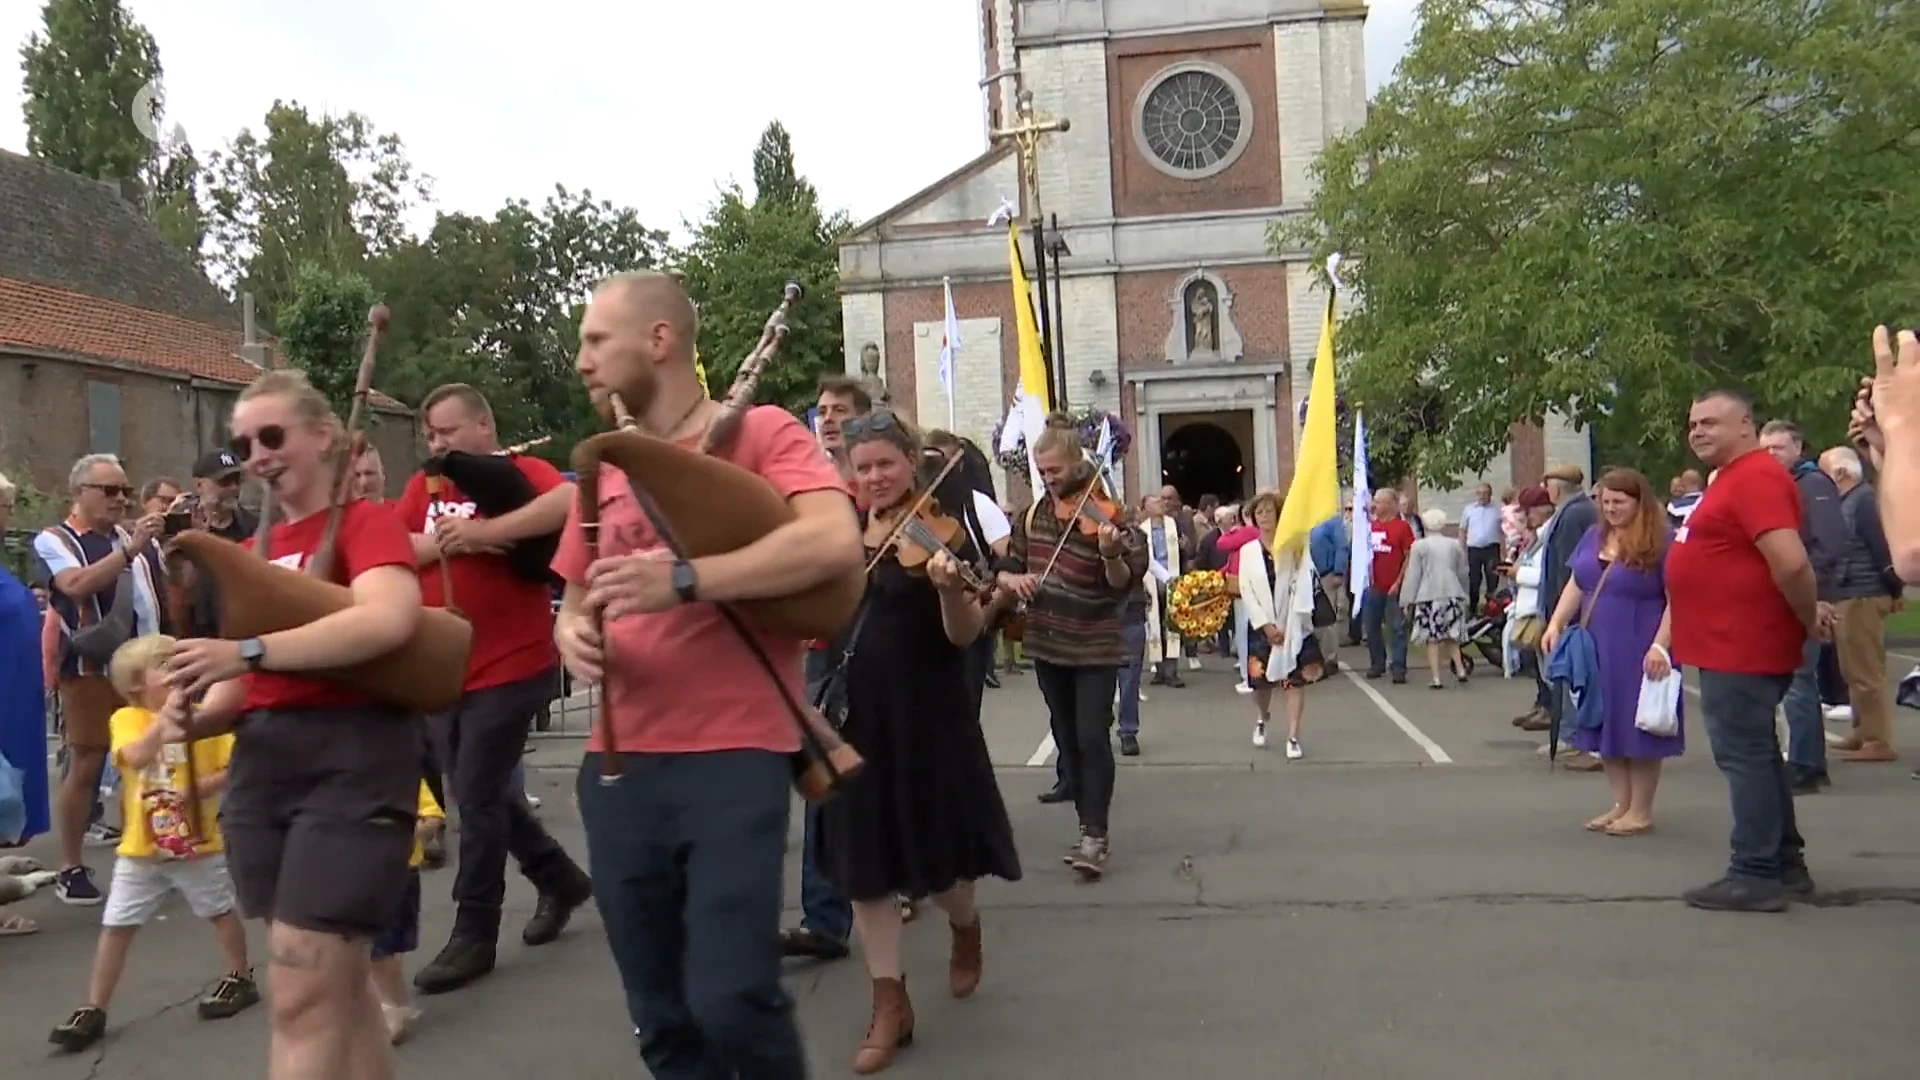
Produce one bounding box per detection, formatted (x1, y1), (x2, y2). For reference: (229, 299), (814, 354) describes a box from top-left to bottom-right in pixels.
(939, 278), (960, 430)
(1348, 409), (1371, 616)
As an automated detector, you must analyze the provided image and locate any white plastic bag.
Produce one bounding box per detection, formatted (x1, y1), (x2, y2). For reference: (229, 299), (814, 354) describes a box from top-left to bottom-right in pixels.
(1634, 672), (1682, 737)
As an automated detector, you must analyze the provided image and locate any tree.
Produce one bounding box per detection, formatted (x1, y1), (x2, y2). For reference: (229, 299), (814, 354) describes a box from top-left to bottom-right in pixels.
(369, 187), (669, 465)
(1280, 0), (1920, 482)
(277, 263), (378, 419)
(203, 101), (431, 323)
(18, 0), (158, 186)
(676, 122), (851, 414)
(19, 0), (206, 264)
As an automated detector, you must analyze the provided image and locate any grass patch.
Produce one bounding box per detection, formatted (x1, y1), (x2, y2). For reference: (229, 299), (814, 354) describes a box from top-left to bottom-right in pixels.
(1887, 603), (1920, 641)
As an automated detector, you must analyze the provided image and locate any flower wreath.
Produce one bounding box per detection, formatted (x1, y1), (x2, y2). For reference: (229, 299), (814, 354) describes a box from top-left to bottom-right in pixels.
(1168, 569), (1234, 639)
(990, 405), (1133, 474)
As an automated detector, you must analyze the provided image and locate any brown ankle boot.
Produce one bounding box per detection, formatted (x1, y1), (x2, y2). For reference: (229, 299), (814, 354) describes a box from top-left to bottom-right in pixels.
(852, 976), (914, 1074)
(949, 919), (982, 999)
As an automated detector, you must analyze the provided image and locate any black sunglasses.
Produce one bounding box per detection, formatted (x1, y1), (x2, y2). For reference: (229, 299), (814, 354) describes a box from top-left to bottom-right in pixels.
(229, 425), (287, 461)
(82, 483), (133, 499)
(841, 410), (901, 441)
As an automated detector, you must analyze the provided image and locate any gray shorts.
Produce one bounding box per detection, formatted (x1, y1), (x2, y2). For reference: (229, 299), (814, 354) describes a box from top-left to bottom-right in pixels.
(102, 854), (236, 928)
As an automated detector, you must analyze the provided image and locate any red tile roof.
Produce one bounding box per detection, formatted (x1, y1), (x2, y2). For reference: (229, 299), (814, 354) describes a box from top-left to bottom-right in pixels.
(0, 275), (407, 409)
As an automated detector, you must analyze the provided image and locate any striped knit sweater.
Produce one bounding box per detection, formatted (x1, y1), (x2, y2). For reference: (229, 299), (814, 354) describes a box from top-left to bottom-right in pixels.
(998, 492), (1147, 668)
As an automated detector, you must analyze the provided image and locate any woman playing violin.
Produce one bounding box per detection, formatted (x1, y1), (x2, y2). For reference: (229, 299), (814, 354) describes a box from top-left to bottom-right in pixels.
(817, 409), (1021, 1075)
(992, 412), (1147, 883)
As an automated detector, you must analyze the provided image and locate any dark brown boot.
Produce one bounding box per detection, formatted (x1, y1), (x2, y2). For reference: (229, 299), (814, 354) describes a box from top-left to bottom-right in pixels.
(852, 976), (914, 1074)
(949, 919), (982, 999)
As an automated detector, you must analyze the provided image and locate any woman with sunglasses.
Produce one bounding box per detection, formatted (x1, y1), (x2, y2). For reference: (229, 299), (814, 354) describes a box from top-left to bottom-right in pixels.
(818, 410), (1021, 1075)
(159, 369), (428, 1080)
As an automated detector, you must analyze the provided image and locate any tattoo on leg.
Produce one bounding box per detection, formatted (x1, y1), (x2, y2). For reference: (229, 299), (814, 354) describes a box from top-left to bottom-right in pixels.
(268, 943), (323, 970)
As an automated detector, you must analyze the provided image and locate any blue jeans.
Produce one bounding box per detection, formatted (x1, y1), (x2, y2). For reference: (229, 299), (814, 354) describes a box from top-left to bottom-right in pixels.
(1117, 620), (1147, 738)
(1361, 590), (1409, 674)
(798, 649), (852, 944)
(1698, 669), (1803, 882)
(578, 751), (806, 1078)
(1781, 637), (1826, 773)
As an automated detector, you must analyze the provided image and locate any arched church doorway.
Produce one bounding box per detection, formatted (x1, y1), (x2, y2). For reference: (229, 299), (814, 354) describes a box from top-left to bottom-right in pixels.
(1159, 414), (1249, 505)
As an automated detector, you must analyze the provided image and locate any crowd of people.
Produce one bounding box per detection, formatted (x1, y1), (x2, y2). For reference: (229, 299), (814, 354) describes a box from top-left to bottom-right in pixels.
(0, 312), (1916, 1078)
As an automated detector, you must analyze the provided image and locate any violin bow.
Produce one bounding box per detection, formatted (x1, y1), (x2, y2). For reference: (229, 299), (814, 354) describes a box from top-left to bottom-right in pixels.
(1034, 449), (1123, 588)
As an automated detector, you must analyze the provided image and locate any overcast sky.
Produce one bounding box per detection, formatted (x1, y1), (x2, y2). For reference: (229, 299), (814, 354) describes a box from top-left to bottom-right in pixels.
(0, 0), (1419, 239)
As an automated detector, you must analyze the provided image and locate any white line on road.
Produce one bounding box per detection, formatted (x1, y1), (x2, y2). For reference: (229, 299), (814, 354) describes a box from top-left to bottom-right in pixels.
(1026, 733), (1056, 767)
(1341, 669), (1453, 764)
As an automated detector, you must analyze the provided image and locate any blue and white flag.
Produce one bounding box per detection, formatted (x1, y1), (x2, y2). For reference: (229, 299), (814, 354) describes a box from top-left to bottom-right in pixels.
(1348, 408), (1372, 616)
(938, 277), (960, 430)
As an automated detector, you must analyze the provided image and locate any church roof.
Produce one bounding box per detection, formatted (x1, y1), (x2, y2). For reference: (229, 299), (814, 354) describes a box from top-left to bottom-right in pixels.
(844, 142), (1018, 241)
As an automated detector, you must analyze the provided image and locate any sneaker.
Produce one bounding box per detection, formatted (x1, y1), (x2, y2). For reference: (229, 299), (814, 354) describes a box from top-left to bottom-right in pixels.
(1118, 734), (1140, 757)
(1782, 865), (1817, 900)
(413, 938), (499, 995)
(1069, 833), (1108, 881)
(1286, 738), (1303, 760)
(82, 822), (120, 849)
(1682, 875), (1787, 913)
(1235, 683), (1255, 695)
(1062, 827), (1090, 866)
(1253, 720), (1268, 748)
(198, 971), (261, 1020)
(50, 1006), (107, 1053)
(1822, 704), (1853, 723)
(778, 926), (851, 960)
(1186, 656), (1201, 671)
(525, 793), (542, 811)
(55, 866), (103, 906)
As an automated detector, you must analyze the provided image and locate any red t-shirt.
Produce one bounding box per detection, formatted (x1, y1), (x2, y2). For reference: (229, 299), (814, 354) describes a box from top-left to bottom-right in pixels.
(1367, 518), (1416, 592)
(396, 456), (565, 691)
(240, 499), (417, 712)
(1667, 448), (1806, 674)
(551, 406), (853, 754)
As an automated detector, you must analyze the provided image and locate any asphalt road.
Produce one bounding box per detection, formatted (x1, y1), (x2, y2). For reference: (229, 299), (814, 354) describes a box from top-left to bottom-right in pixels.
(5, 644), (1919, 1078)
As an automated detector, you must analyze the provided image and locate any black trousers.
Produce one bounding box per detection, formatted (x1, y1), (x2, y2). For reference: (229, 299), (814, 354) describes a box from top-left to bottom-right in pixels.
(580, 749), (804, 1079)
(1032, 660), (1119, 832)
(426, 670), (582, 943)
(1467, 544), (1500, 611)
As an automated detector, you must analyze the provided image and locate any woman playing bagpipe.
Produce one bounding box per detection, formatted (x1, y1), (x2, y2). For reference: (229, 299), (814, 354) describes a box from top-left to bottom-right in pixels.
(158, 365), (435, 1080)
(551, 271), (863, 1078)
(816, 409), (1022, 1075)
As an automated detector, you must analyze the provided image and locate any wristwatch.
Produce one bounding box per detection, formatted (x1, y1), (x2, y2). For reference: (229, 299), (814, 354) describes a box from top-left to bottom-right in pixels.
(238, 637), (267, 672)
(670, 561), (700, 605)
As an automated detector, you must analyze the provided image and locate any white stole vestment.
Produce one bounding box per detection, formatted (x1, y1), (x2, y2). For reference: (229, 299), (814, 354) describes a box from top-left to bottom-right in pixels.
(1140, 517), (1183, 665)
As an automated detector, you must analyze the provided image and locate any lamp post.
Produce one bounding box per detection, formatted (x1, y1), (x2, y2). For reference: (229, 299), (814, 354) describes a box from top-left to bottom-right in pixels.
(1045, 213), (1071, 412)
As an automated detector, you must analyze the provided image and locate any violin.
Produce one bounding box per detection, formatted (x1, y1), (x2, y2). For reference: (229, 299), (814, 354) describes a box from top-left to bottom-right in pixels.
(864, 496), (998, 601)
(1053, 473), (1121, 537)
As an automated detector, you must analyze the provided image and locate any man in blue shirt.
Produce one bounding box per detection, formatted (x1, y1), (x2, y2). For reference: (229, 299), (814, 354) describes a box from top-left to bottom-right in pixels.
(1461, 484), (1504, 611)
(1309, 508), (1353, 661)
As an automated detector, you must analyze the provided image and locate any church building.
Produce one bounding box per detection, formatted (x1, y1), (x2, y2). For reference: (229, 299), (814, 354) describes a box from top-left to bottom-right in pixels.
(837, 0), (1588, 509)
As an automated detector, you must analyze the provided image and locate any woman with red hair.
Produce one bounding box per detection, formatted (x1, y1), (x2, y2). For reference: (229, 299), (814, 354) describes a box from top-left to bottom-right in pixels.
(1541, 468), (1685, 835)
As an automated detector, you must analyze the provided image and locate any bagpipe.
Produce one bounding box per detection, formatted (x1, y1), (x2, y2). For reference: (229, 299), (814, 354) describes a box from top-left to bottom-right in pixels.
(572, 282), (866, 798)
(420, 435), (559, 585)
(167, 307), (473, 716)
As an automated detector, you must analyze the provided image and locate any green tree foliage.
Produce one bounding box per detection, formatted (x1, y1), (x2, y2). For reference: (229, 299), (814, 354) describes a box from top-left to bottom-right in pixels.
(19, 0), (206, 264)
(371, 187), (669, 466)
(676, 122), (851, 414)
(277, 264), (378, 419)
(1281, 0), (1920, 483)
(203, 101), (430, 325)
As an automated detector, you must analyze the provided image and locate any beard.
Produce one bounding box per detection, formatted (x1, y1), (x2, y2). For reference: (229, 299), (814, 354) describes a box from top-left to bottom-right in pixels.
(592, 365), (657, 428)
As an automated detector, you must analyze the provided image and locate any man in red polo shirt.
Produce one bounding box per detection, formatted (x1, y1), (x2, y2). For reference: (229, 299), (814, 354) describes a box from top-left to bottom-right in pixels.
(778, 373), (871, 961)
(1361, 488), (1416, 683)
(1668, 388), (1822, 914)
(398, 384), (594, 992)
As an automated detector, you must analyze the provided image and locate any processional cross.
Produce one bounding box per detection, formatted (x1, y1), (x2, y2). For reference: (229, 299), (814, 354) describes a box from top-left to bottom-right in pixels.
(989, 89), (1071, 221)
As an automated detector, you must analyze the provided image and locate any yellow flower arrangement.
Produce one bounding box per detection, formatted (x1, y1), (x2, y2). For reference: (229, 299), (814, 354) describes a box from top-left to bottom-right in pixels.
(1168, 569), (1233, 639)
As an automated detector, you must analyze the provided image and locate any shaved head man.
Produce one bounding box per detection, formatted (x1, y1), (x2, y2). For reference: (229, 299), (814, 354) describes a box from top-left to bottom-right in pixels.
(577, 271), (702, 434)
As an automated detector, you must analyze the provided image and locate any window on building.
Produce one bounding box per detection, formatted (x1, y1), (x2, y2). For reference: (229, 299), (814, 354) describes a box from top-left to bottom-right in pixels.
(86, 380), (122, 455)
(1135, 64), (1254, 180)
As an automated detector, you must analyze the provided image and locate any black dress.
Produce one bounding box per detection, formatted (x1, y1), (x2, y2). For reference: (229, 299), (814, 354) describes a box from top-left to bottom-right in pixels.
(817, 537), (1023, 903)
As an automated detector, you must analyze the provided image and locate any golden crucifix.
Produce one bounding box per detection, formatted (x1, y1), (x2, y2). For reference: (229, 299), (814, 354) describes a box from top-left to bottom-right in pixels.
(989, 89), (1071, 221)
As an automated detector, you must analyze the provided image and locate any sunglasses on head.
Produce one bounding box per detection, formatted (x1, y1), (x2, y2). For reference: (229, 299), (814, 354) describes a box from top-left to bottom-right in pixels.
(83, 483), (133, 499)
(841, 410), (901, 441)
(229, 425), (287, 461)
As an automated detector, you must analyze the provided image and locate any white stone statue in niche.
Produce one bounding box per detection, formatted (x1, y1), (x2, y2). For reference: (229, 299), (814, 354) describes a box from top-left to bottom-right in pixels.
(1164, 268), (1245, 363)
(858, 341), (891, 405)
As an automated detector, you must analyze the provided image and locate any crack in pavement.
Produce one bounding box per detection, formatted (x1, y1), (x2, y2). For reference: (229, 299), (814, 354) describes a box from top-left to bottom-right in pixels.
(81, 984), (209, 1080)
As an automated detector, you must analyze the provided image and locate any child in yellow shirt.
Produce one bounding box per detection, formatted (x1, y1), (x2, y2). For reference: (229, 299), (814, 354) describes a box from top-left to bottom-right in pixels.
(369, 780), (444, 1045)
(50, 635), (259, 1054)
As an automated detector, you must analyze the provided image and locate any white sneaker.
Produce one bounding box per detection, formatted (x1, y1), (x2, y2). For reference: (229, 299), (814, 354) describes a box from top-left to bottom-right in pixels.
(525, 794), (542, 811)
(1235, 683), (1255, 695)
(1253, 720), (1268, 748)
(1286, 739), (1303, 760)
(1139, 688), (1149, 702)
(1187, 657), (1201, 671)
(1823, 704), (1854, 722)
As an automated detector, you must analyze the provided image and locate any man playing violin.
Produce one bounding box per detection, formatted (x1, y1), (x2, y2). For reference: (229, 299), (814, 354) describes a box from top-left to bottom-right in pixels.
(553, 271), (862, 1078)
(994, 412), (1147, 882)
(395, 384), (595, 996)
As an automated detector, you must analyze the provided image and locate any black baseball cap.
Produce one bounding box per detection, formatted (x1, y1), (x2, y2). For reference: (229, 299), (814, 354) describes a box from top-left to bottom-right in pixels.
(193, 448), (244, 480)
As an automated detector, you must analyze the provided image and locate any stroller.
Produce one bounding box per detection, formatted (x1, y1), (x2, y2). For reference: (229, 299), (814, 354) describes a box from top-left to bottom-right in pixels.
(1456, 585), (1515, 676)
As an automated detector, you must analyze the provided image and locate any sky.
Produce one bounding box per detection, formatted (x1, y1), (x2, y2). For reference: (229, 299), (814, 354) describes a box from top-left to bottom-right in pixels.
(0, 0), (1420, 240)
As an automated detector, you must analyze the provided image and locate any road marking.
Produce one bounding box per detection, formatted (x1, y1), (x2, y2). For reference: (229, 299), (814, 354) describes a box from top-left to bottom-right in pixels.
(1889, 652), (1920, 667)
(1026, 733), (1055, 767)
(1341, 669), (1453, 764)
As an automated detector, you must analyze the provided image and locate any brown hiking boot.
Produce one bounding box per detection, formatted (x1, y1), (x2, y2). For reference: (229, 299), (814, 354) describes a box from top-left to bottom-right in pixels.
(1070, 832), (1109, 881)
(852, 976), (915, 1074)
(949, 918), (982, 998)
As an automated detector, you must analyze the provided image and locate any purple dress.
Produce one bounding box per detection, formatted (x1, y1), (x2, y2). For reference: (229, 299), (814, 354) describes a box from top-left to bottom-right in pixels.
(1566, 526), (1685, 760)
